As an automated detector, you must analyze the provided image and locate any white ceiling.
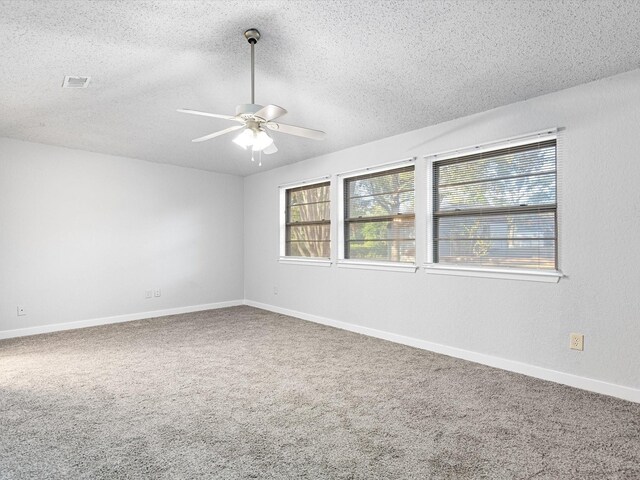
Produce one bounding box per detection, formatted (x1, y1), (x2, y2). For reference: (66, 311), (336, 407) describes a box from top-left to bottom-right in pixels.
(1, 1), (640, 176)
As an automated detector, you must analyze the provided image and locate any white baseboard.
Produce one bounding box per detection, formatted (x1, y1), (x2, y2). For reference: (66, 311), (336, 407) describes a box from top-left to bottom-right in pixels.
(244, 300), (640, 404)
(4, 299), (638, 403)
(0, 300), (244, 340)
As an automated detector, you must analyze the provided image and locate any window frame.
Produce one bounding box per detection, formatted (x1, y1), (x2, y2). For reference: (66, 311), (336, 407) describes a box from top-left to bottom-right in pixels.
(279, 177), (332, 266)
(424, 130), (563, 283)
(337, 158), (418, 272)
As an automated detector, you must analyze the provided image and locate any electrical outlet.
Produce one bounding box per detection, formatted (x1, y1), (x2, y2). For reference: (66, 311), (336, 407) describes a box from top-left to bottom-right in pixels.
(154, 288), (161, 297)
(145, 290), (152, 299)
(273, 286), (278, 295)
(17, 306), (26, 316)
(570, 333), (584, 351)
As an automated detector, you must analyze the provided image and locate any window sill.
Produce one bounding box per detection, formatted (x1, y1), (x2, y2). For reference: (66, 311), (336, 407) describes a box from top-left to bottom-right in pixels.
(423, 264), (563, 283)
(337, 260), (418, 273)
(279, 257), (332, 267)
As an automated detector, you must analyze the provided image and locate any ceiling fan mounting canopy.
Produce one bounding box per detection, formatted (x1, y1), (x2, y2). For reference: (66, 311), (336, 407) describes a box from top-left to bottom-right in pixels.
(177, 27), (326, 163)
(244, 28), (261, 44)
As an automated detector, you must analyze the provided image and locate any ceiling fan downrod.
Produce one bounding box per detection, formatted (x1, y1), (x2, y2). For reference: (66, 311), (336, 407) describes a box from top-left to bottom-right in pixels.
(244, 28), (261, 105)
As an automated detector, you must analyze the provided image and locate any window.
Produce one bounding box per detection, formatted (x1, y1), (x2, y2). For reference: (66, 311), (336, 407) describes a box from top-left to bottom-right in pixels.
(284, 181), (330, 258)
(432, 139), (557, 270)
(343, 165), (415, 263)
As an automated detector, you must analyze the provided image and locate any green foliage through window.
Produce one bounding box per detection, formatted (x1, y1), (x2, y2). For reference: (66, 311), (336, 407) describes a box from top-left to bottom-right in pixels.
(344, 165), (415, 262)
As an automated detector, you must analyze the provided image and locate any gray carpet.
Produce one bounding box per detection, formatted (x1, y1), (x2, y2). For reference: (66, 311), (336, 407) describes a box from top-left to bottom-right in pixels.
(0, 306), (638, 479)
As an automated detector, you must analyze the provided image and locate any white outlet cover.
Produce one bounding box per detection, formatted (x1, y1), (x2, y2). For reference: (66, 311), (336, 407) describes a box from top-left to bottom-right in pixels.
(17, 306), (26, 316)
(154, 289), (161, 297)
(570, 333), (584, 351)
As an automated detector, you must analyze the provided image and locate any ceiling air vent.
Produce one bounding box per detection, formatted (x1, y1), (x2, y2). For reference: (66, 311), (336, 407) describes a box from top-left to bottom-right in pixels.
(62, 76), (91, 88)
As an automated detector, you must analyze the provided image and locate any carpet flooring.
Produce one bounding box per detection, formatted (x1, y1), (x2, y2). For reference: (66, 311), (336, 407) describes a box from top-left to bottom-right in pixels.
(0, 306), (639, 479)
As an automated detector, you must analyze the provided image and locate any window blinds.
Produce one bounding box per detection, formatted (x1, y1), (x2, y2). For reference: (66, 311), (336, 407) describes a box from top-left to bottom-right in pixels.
(344, 165), (415, 262)
(285, 182), (330, 257)
(433, 139), (557, 269)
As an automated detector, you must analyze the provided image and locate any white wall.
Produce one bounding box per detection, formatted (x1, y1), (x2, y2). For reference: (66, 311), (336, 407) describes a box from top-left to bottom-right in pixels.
(0, 138), (244, 335)
(244, 68), (640, 393)
(2, 69), (638, 398)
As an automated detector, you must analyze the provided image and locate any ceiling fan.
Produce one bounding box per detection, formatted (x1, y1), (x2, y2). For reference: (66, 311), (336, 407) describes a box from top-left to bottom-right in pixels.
(178, 28), (326, 166)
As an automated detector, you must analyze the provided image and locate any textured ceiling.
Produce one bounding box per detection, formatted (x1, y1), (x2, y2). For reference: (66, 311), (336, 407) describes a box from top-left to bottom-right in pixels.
(1, 1), (640, 176)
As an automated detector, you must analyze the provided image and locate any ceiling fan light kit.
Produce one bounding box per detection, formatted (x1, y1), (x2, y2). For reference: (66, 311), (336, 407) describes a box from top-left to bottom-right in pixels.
(178, 28), (325, 167)
(232, 126), (273, 151)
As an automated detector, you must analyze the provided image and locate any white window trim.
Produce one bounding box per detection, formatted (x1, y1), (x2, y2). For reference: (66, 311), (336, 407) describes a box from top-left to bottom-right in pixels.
(423, 128), (558, 162)
(423, 264), (562, 283)
(336, 157), (417, 179)
(279, 175), (332, 264)
(424, 129), (563, 282)
(337, 259), (418, 273)
(279, 257), (332, 267)
(337, 157), (418, 269)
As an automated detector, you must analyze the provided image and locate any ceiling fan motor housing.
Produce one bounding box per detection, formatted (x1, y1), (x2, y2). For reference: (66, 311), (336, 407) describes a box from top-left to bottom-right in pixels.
(236, 103), (263, 119)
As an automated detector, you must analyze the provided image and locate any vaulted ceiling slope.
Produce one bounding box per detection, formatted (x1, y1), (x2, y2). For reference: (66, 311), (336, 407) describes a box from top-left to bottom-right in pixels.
(1, 0), (640, 176)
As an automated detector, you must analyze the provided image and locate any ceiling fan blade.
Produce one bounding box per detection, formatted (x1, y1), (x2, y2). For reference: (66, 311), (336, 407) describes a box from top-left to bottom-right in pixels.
(265, 122), (326, 140)
(177, 109), (243, 123)
(263, 143), (278, 155)
(192, 125), (244, 143)
(254, 104), (287, 122)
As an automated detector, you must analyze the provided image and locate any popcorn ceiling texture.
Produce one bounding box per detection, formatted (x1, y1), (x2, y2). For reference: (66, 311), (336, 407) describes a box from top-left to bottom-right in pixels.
(1, 0), (640, 175)
(1, 306), (639, 479)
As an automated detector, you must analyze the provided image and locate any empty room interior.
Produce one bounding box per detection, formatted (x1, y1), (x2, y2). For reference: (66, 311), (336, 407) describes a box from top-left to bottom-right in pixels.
(2, 1), (640, 478)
